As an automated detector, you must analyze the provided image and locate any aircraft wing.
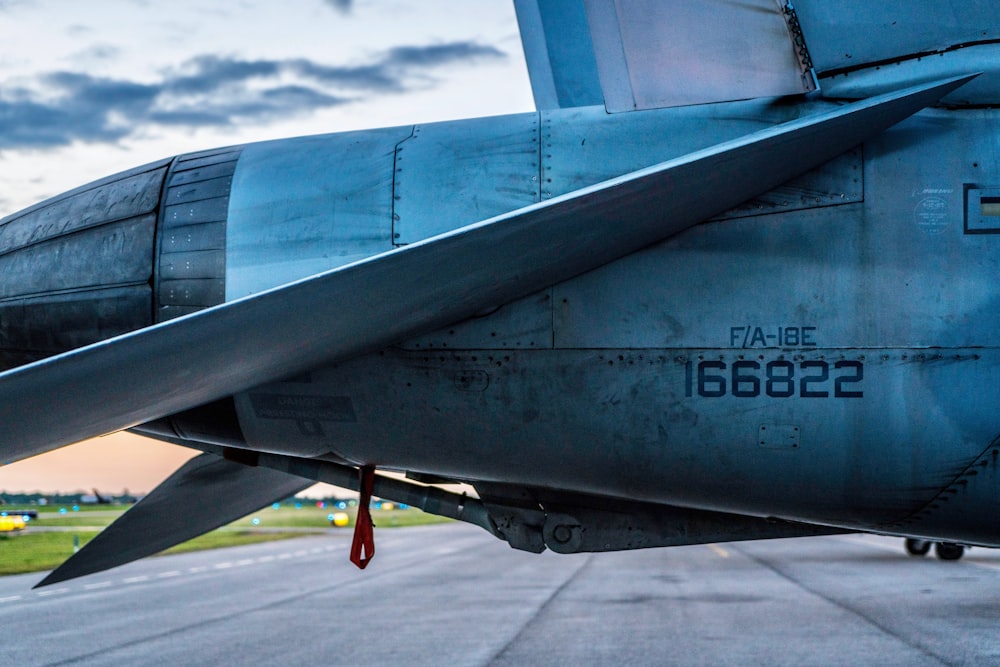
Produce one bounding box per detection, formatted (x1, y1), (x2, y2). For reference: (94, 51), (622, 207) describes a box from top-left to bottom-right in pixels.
(0, 75), (974, 467)
(35, 453), (313, 588)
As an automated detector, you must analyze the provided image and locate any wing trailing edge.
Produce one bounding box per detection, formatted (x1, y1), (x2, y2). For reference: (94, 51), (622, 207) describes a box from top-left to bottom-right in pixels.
(0, 74), (977, 466)
(34, 454), (312, 587)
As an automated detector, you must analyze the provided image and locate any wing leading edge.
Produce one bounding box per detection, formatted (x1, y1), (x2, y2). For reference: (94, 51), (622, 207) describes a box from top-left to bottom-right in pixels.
(0, 75), (976, 467)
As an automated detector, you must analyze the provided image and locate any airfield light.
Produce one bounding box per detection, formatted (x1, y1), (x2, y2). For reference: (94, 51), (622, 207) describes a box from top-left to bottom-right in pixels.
(327, 513), (335, 521)
(295, 502), (302, 510)
(337, 501), (347, 510)
(72, 505), (79, 512)
(272, 502), (280, 510)
(59, 508), (67, 514)
(251, 517), (260, 526)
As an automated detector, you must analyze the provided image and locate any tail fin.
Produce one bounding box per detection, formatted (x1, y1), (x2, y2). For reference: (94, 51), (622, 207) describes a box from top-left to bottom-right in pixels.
(513, 0), (603, 110)
(516, 0), (817, 112)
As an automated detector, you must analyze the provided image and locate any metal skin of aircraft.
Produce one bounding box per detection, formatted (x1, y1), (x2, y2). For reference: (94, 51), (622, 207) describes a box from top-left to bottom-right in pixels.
(4, 0), (1000, 586)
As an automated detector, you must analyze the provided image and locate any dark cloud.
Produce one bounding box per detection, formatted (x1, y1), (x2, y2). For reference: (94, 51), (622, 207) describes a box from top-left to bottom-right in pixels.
(324, 0), (352, 14)
(385, 43), (505, 67)
(0, 41), (506, 149)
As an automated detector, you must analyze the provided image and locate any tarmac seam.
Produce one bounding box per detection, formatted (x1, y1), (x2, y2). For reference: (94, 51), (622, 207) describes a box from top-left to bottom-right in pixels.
(487, 554), (595, 666)
(729, 541), (955, 667)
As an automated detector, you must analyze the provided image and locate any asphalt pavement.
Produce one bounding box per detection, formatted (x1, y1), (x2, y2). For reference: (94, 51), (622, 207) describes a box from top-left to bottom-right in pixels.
(1, 524), (999, 666)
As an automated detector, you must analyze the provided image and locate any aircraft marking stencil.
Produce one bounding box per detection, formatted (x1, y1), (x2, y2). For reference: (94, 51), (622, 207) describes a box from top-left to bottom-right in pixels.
(0, 0), (999, 583)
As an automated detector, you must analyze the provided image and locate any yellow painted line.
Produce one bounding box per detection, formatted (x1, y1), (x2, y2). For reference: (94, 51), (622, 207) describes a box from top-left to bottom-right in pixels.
(707, 543), (729, 558)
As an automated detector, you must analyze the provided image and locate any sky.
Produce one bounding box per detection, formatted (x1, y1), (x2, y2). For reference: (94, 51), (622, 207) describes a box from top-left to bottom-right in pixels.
(0, 0), (534, 495)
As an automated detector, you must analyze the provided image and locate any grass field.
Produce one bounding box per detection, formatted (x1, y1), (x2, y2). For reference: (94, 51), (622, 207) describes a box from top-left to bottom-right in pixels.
(0, 504), (450, 576)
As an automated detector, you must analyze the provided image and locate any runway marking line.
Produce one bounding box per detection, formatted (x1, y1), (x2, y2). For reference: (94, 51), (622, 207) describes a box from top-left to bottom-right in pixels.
(2, 541), (340, 602)
(36, 588), (69, 597)
(707, 544), (730, 558)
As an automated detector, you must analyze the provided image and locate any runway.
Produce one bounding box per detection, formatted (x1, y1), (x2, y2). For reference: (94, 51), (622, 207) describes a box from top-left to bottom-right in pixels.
(2, 523), (1000, 666)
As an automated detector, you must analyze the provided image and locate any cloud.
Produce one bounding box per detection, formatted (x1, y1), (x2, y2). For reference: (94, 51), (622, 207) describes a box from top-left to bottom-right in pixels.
(0, 41), (506, 150)
(385, 43), (505, 67)
(324, 0), (352, 14)
(74, 44), (122, 61)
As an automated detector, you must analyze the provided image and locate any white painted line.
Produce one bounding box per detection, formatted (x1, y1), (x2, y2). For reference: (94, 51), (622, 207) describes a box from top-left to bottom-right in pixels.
(258, 555), (275, 563)
(36, 588), (70, 597)
(293, 550), (307, 557)
(0, 595), (23, 603)
(277, 553), (292, 560)
(123, 576), (148, 584)
(187, 566), (208, 574)
(84, 582), (112, 590)
(310, 547), (323, 554)
(214, 562), (233, 570)
(235, 559), (254, 567)
(157, 571), (181, 578)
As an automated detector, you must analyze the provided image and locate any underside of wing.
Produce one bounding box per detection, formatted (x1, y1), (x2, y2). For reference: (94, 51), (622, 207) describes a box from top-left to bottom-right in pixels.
(0, 75), (976, 467)
(35, 453), (312, 587)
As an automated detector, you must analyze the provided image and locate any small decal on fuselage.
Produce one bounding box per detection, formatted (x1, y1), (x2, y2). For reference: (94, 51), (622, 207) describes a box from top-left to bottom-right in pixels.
(249, 393), (357, 437)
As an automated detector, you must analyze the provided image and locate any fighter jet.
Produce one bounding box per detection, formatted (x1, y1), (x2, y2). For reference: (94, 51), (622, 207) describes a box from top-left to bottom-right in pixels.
(2, 0), (998, 585)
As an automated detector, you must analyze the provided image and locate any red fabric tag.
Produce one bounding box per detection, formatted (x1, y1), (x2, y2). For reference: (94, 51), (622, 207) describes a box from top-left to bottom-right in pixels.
(350, 465), (376, 569)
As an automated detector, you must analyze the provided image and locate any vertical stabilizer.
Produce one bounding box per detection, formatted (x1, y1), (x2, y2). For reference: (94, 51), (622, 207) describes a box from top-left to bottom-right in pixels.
(513, 0), (603, 109)
(515, 0), (818, 113)
(585, 0), (816, 111)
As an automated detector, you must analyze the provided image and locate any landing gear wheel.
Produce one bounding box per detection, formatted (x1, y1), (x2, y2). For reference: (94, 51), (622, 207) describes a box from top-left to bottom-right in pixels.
(935, 542), (965, 561)
(905, 539), (931, 556)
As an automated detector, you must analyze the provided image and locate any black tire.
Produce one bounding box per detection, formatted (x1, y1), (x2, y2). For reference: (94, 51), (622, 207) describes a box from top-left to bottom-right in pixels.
(905, 538), (931, 556)
(935, 542), (965, 561)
